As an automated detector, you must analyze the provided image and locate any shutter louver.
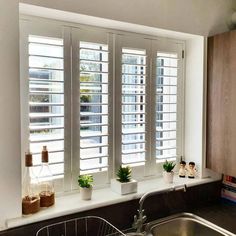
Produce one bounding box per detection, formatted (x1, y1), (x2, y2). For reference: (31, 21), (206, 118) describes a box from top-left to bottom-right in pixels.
(121, 48), (146, 165)
(79, 42), (109, 173)
(156, 52), (179, 161)
(28, 35), (64, 178)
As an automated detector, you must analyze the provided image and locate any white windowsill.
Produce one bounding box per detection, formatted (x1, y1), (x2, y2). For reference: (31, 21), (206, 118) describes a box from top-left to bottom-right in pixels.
(7, 175), (221, 229)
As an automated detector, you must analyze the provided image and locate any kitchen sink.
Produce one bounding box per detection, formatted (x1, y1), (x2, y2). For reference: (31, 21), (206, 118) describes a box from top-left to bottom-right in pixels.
(144, 213), (235, 236)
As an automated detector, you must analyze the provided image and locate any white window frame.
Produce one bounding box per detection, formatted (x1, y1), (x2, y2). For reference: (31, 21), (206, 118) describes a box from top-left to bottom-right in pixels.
(20, 15), (185, 193)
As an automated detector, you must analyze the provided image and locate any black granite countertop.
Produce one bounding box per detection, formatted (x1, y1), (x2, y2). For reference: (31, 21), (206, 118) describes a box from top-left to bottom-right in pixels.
(193, 201), (236, 234)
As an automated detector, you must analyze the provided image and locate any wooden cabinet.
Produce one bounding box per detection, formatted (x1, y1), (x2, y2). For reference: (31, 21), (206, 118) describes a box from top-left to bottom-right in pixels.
(207, 30), (236, 177)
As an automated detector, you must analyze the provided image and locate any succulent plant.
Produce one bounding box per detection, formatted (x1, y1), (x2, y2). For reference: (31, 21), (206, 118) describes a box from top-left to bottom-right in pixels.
(116, 166), (132, 183)
(78, 174), (93, 188)
(163, 160), (176, 172)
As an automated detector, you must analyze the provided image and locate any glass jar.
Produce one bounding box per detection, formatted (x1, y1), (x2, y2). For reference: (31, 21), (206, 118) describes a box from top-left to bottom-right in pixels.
(22, 151), (40, 215)
(38, 146), (55, 207)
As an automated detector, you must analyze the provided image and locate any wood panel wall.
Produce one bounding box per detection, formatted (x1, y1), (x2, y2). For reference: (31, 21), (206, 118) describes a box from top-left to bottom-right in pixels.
(207, 30), (236, 177)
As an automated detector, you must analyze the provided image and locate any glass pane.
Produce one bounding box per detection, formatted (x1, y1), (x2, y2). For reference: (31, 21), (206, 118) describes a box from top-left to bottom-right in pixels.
(29, 35), (63, 45)
(80, 83), (108, 94)
(80, 61), (108, 73)
(122, 104), (145, 113)
(30, 140), (64, 154)
(122, 54), (146, 64)
(80, 49), (108, 61)
(29, 69), (64, 81)
(122, 75), (145, 84)
(29, 43), (63, 58)
(157, 76), (177, 86)
(80, 147), (108, 159)
(29, 80), (63, 93)
(122, 153), (145, 164)
(122, 85), (145, 94)
(29, 56), (63, 70)
(122, 65), (146, 74)
(80, 73), (108, 83)
(33, 152), (64, 165)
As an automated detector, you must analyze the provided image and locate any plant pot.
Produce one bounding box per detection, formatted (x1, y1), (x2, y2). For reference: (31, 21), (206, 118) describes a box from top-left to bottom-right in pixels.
(111, 179), (137, 195)
(80, 186), (92, 200)
(163, 171), (174, 184)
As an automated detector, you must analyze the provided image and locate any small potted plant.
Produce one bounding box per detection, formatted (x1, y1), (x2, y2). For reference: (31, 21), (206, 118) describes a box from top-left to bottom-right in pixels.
(111, 166), (137, 195)
(78, 174), (93, 200)
(163, 160), (176, 183)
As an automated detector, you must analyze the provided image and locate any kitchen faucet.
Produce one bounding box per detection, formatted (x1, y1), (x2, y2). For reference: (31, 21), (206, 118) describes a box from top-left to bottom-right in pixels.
(132, 184), (187, 234)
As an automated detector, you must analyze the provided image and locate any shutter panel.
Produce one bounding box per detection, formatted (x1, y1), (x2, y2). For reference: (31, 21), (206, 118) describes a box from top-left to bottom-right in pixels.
(79, 41), (109, 174)
(121, 48), (147, 165)
(156, 52), (179, 161)
(28, 35), (65, 178)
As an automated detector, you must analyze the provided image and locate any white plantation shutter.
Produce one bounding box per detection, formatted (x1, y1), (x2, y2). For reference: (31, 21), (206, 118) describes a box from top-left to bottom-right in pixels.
(121, 48), (147, 165)
(70, 29), (113, 187)
(28, 35), (65, 178)
(21, 18), (185, 191)
(79, 41), (109, 173)
(153, 41), (184, 163)
(115, 35), (152, 179)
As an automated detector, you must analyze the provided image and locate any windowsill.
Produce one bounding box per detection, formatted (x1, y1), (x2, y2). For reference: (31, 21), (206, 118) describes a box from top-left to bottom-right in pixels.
(7, 175), (221, 229)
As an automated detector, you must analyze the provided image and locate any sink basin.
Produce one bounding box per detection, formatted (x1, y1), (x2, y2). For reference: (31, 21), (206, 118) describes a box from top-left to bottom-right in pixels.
(145, 213), (235, 236)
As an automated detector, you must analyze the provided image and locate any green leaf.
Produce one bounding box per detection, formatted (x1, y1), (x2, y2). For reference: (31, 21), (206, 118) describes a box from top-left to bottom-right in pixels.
(163, 160), (176, 172)
(78, 174), (93, 188)
(116, 166), (132, 183)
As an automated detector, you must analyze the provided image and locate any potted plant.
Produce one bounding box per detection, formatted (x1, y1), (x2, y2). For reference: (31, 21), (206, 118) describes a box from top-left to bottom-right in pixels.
(78, 174), (93, 200)
(163, 160), (176, 183)
(111, 166), (137, 195)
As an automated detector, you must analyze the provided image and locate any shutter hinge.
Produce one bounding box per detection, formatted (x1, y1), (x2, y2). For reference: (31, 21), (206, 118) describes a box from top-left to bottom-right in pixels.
(182, 50), (185, 59)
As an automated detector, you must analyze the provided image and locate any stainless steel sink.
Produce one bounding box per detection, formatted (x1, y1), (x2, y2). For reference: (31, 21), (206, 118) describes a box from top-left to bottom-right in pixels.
(145, 213), (235, 236)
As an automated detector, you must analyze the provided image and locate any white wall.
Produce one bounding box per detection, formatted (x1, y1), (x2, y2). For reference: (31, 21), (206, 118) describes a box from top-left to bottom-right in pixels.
(0, 0), (234, 230)
(0, 0), (21, 230)
(184, 37), (205, 178)
(20, 0), (236, 36)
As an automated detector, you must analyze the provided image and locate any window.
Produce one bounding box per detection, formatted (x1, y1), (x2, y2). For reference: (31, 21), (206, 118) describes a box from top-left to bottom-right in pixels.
(121, 48), (147, 165)
(20, 18), (184, 192)
(156, 52), (179, 160)
(79, 41), (109, 174)
(28, 35), (65, 178)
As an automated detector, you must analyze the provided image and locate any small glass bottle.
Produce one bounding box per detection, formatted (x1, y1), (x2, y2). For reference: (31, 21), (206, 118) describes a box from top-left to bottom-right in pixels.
(22, 151), (40, 215)
(38, 146), (55, 207)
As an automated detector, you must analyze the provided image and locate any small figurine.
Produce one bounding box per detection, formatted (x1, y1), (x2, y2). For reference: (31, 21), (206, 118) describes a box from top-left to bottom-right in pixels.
(179, 160), (186, 178)
(188, 161), (197, 178)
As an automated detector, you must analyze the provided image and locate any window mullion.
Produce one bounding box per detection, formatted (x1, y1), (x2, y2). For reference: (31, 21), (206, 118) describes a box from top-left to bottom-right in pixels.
(63, 26), (72, 191)
(114, 35), (123, 173)
(71, 29), (80, 190)
(145, 41), (157, 176)
(108, 33), (115, 181)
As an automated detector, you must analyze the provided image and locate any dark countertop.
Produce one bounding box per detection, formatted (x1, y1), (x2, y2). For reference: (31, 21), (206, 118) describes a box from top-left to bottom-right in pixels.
(193, 201), (236, 234)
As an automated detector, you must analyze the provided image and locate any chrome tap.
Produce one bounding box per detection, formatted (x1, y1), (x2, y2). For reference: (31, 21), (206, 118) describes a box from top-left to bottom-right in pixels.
(132, 184), (187, 233)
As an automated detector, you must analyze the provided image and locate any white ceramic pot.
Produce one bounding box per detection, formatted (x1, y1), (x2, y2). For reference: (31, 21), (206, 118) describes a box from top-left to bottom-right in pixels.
(163, 171), (174, 184)
(80, 186), (92, 200)
(110, 179), (138, 195)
